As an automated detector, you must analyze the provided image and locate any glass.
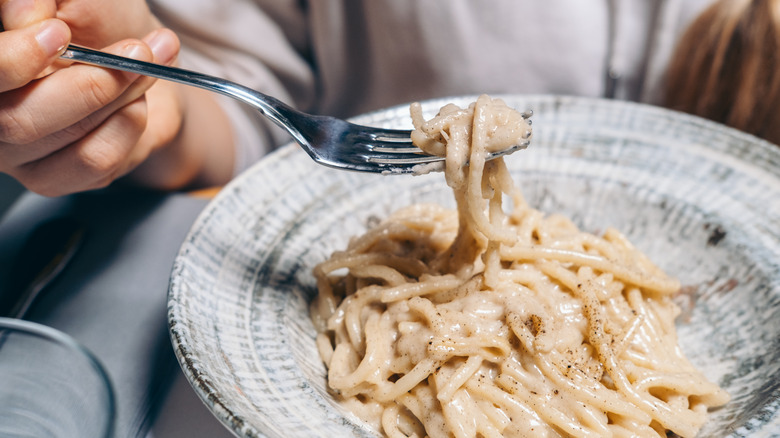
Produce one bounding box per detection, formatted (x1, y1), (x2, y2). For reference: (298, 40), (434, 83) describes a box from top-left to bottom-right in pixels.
(0, 317), (115, 437)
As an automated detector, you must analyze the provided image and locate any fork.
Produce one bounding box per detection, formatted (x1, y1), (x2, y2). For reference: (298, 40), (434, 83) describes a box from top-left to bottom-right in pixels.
(61, 45), (531, 174)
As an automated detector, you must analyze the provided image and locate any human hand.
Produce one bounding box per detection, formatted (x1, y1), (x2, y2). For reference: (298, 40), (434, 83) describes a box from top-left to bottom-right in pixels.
(0, 0), (186, 196)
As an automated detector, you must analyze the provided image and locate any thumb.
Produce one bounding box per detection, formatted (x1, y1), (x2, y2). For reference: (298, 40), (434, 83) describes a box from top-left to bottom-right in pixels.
(0, 18), (70, 92)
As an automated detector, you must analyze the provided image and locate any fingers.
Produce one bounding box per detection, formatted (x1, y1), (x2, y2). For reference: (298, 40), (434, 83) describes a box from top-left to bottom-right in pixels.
(0, 32), (177, 158)
(143, 27), (180, 68)
(0, 28), (183, 196)
(16, 97), (152, 196)
(0, 0), (64, 88)
(0, 40), (154, 162)
(0, 18), (70, 91)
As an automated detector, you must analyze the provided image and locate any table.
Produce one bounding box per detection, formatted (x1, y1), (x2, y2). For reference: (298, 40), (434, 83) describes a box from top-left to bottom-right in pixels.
(0, 187), (233, 437)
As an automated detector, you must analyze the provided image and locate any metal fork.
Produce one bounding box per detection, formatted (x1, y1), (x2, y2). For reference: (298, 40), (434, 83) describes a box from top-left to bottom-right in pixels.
(61, 45), (531, 173)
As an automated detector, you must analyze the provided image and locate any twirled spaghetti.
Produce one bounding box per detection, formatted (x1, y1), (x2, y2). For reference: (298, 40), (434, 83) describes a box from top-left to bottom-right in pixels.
(310, 95), (728, 437)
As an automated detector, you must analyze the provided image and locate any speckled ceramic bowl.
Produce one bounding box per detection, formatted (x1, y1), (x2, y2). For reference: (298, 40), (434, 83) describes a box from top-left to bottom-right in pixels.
(168, 95), (780, 437)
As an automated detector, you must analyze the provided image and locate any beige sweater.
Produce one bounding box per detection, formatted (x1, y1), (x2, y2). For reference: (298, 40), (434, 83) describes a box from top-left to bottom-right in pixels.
(149, 0), (713, 174)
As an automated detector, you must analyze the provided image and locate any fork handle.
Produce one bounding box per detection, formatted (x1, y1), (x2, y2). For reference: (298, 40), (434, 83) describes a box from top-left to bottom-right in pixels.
(61, 44), (291, 130)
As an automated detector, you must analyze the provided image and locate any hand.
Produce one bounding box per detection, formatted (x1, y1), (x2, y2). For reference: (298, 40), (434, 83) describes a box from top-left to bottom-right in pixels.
(0, 0), (189, 196)
(20, 0), (161, 50)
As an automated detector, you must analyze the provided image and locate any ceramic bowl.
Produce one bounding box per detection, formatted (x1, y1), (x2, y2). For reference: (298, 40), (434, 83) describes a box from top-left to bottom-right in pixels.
(168, 95), (780, 437)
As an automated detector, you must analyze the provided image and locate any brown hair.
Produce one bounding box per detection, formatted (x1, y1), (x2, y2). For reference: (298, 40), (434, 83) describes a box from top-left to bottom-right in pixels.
(665, 0), (780, 144)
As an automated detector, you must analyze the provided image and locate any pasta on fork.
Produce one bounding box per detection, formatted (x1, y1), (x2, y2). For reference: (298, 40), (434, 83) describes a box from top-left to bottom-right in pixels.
(311, 95), (728, 437)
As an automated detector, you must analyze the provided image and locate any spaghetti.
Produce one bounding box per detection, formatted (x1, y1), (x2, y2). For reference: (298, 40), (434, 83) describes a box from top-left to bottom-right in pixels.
(311, 95), (728, 437)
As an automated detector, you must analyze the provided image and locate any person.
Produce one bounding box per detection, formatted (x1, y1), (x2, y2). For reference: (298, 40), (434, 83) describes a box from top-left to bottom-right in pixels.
(2, 0), (767, 198)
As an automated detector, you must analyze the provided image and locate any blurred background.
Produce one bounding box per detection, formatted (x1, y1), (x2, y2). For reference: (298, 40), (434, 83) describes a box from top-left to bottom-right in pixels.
(0, 174), (25, 218)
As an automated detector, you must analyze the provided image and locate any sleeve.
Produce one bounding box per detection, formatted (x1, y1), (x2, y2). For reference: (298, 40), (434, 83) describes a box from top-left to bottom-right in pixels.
(148, 0), (316, 176)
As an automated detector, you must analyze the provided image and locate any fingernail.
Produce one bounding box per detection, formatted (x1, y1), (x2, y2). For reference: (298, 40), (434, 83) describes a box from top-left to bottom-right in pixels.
(119, 43), (148, 80)
(35, 19), (69, 57)
(144, 29), (177, 64)
(121, 43), (146, 59)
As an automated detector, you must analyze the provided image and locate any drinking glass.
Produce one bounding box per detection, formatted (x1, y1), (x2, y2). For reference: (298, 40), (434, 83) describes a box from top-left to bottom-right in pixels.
(0, 317), (115, 437)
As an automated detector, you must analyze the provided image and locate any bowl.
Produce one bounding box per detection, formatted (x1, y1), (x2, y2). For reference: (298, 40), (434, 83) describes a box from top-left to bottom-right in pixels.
(168, 95), (780, 437)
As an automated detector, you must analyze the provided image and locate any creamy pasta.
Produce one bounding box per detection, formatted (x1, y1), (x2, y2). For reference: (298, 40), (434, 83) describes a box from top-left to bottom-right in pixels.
(310, 95), (728, 437)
